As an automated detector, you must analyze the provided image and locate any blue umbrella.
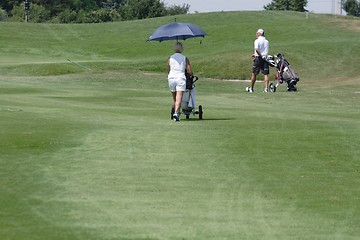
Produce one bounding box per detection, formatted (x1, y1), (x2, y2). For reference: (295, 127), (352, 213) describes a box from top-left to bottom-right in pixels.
(147, 22), (207, 42)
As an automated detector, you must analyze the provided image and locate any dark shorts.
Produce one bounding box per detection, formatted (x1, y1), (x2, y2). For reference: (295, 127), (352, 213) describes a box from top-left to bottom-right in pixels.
(252, 57), (269, 75)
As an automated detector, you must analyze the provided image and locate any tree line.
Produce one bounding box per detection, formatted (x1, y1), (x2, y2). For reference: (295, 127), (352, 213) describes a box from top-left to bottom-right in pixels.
(0, 0), (359, 23)
(0, 0), (190, 23)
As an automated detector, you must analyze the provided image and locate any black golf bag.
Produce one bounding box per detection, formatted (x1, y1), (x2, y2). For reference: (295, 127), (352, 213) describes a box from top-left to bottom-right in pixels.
(269, 53), (300, 92)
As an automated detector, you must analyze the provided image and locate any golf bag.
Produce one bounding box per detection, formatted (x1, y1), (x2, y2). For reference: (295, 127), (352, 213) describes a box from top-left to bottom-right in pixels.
(268, 53), (300, 92)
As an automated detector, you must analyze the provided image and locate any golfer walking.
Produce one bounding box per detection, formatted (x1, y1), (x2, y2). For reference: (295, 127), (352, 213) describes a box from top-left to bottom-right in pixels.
(247, 29), (270, 92)
(168, 42), (193, 122)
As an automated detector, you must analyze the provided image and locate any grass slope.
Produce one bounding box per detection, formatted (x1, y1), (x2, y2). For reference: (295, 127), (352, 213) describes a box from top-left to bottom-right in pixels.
(0, 11), (360, 240)
(0, 11), (359, 81)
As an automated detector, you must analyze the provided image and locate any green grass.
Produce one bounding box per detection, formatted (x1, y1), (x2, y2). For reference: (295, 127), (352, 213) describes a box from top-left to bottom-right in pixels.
(1, 11), (360, 240)
(1, 11), (359, 80)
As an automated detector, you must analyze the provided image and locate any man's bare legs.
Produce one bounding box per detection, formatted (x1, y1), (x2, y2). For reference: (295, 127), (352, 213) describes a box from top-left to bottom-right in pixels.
(249, 73), (269, 92)
(264, 74), (269, 92)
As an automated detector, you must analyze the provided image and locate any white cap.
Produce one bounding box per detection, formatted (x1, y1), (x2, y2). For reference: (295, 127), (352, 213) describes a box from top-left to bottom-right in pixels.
(257, 29), (264, 35)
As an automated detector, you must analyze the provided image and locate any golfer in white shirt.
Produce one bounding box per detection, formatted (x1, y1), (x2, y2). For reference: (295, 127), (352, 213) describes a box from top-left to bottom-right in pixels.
(247, 29), (270, 93)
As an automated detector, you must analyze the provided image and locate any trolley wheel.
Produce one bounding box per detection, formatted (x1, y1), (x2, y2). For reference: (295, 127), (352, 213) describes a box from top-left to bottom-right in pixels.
(269, 83), (276, 92)
(198, 105), (203, 120)
(171, 107), (175, 120)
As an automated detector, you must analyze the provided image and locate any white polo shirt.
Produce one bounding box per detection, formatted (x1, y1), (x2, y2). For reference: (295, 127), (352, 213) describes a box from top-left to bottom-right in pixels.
(254, 36), (269, 58)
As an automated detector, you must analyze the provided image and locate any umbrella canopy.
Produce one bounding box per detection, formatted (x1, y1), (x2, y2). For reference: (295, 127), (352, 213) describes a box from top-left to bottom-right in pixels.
(147, 22), (207, 42)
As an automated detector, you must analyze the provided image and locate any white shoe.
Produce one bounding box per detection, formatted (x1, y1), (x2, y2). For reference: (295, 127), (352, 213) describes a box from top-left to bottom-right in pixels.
(246, 87), (253, 93)
(173, 113), (180, 122)
(263, 88), (268, 93)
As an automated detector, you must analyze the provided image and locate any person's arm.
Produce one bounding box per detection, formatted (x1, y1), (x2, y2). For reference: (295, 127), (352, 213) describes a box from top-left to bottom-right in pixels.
(167, 57), (170, 74)
(186, 57), (193, 76)
(253, 39), (262, 59)
(255, 48), (262, 58)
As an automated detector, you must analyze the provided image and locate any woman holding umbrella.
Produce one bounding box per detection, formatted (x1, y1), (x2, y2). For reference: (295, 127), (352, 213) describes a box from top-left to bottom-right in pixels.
(168, 42), (193, 122)
(147, 21), (206, 121)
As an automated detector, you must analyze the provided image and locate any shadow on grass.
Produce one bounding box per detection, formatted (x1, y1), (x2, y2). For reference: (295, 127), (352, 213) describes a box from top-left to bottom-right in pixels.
(184, 118), (236, 121)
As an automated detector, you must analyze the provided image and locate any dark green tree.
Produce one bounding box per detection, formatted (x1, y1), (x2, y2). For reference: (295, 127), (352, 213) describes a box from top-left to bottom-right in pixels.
(264, 0), (308, 12)
(120, 0), (166, 20)
(343, 0), (360, 16)
(0, 0), (22, 12)
(166, 3), (190, 15)
(4, 0), (190, 23)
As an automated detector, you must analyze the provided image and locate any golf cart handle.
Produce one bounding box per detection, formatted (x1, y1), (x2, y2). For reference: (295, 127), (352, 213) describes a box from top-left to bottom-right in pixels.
(192, 75), (199, 83)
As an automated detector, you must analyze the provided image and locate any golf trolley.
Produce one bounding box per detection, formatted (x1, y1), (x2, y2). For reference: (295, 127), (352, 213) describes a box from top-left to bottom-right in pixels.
(171, 73), (203, 120)
(267, 53), (300, 92)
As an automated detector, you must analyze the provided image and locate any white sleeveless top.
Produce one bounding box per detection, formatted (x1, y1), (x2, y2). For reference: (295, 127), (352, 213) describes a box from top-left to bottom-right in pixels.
(168, 53), (186, 80)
